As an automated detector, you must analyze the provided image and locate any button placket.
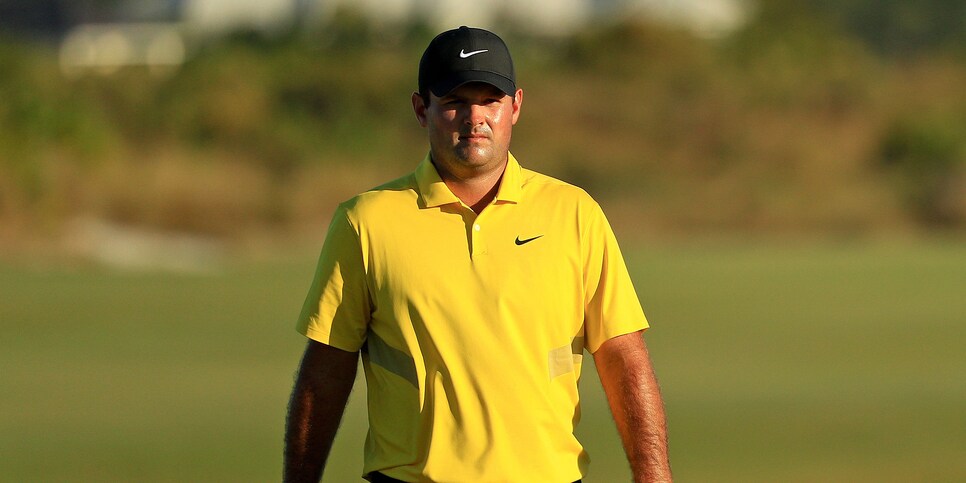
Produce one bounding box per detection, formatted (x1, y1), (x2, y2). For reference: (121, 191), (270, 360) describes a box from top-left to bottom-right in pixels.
(469, 207), (493, 257)
(471, 221), (486, 256)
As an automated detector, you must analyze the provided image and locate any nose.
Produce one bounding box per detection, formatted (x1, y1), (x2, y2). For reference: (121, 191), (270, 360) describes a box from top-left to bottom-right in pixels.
(465, 103), (486, 126)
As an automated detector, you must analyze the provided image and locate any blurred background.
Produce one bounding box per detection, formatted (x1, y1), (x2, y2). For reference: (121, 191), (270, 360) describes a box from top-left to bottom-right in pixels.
(1, 0), (964, 481)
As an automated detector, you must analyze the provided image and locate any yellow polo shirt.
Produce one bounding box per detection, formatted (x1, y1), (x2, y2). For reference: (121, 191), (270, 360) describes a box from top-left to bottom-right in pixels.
(297, 153), (648, 483)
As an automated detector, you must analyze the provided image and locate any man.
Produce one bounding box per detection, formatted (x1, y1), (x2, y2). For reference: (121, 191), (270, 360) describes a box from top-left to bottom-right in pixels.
(285, 26), (671, 483)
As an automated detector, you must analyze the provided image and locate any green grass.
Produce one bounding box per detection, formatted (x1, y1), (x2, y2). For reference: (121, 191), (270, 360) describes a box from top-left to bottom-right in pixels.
(1, 241), (964, 482)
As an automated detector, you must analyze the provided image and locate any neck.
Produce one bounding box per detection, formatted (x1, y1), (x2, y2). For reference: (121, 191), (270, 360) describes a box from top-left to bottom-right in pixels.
(432, 157), (508, 214)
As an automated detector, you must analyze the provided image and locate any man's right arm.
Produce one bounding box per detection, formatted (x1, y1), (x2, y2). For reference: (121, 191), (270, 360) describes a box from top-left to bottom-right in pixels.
(284, 339), (359, 483)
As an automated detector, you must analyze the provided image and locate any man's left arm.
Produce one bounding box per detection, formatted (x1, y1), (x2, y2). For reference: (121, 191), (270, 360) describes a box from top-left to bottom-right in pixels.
(594, 330), (672, 482)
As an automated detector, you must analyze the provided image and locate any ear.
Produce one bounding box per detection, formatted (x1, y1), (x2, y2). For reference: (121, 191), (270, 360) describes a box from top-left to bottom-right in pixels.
(412, 92), (428, 127)
(510, 88), (523, 125)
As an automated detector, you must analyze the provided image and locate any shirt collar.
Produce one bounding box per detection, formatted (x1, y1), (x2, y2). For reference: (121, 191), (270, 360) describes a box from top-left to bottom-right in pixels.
(415, 152), (523, 208)
(494, 152), (523, 204)
(415, 153), (460, 208)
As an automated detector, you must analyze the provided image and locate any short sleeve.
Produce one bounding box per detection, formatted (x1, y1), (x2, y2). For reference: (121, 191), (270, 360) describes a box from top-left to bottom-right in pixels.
(295, 206), (371, 352)
(581, 202), (649, 354)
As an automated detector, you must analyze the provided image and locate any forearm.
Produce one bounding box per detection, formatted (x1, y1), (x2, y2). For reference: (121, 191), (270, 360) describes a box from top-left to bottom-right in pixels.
(607, 358), (670, 481)
(284, 341), (359, 483)
(284, 379), (350, 482)
(595, 332), (672, 482)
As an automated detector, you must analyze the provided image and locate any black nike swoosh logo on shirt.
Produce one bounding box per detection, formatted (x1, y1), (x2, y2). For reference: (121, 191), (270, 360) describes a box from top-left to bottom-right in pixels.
(515, 235), (544, 245)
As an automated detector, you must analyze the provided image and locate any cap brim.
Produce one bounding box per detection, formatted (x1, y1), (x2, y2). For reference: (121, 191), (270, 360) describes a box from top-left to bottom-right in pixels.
(429, 70), (516, 97)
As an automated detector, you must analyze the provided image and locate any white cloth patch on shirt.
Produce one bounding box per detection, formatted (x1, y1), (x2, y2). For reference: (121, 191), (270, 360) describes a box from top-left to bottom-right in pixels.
(549, 344), (577, 379)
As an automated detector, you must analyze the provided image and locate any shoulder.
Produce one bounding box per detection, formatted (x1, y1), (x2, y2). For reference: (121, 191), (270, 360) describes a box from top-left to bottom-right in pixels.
(519, 166), (602, 213)
(337, 172), (419, 224)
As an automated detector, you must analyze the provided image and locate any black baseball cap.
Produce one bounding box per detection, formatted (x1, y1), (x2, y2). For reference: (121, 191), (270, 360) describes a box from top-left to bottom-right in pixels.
(418, 26), (516, 98)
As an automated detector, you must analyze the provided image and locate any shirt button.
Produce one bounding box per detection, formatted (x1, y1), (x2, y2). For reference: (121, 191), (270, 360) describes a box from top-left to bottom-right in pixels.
(473, 224), (481, 232)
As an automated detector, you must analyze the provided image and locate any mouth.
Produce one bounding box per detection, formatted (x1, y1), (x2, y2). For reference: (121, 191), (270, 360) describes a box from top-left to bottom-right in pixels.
(459, 134), (490, 142)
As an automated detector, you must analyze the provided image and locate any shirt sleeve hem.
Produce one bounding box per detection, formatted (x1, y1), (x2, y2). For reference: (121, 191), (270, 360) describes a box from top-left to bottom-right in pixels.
(587, 321), (649, 355)
(297, 325), (365, 353)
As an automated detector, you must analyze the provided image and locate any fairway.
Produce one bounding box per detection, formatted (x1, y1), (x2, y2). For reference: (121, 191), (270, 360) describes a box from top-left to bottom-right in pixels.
(1, 241), (964, 482)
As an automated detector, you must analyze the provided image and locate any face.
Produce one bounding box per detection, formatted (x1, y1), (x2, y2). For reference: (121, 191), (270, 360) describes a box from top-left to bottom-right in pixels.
(413, 82), (523, 179)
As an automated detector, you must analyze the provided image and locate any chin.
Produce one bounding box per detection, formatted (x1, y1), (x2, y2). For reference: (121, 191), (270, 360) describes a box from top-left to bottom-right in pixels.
(455, 148), (493, 166)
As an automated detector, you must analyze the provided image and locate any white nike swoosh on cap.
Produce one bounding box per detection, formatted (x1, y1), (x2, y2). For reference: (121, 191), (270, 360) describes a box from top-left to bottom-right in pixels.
(459, 49), (488, 58)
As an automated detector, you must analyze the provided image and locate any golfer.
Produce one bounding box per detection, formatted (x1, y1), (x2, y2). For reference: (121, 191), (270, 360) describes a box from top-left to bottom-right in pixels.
(284, 26), (671, 483)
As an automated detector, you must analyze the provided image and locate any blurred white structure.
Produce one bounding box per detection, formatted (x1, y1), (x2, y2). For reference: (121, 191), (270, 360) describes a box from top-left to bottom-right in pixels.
(312, 0), (749, 37)
(619, 0), (751, 38)
(60, 23), (186, 76)
(312, 0), (590, 36)
(58, 0), (297, 76)
(181, 0), (297, 35)
(58, 0), (750, 75)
